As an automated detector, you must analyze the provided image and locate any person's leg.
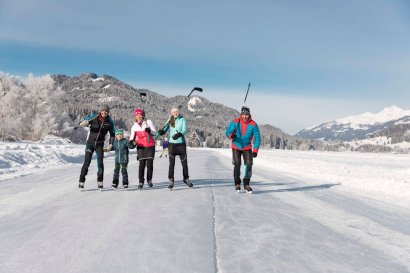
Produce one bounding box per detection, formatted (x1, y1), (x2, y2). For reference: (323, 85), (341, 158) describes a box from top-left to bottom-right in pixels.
(95, 145), (104, 188)
(242, 149), (253, 192)
(168, 144), (176, 190)
(139, 159), (147, 187)
(112, 162), (120, 188)
(232, 149), (242, 188)
(121, 164), (129, 188)
(79, 144), (95, 186)
(146, 159), (154, 187)
(168, 144), (176, 181)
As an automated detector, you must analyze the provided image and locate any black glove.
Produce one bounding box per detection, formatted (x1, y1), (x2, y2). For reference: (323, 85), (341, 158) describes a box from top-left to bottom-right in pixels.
(158, 129), (166, 136)
(231, 133), (237, 140)
(253, 152), (258, 158)
(172, 132), (183, 140)
(145, 127), (151, 134)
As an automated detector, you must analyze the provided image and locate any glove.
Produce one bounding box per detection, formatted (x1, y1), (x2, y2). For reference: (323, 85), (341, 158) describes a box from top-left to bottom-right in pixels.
(79, 120), (89, 127)
(172, 132), (183, 140)
(145, 127), (151, 134)
(231, 133), (237, 140)
(103, 144), (112, 152)
(158, 129), (166, 136)
(130, 140), (137, 146)
(253, 152), (258, 158)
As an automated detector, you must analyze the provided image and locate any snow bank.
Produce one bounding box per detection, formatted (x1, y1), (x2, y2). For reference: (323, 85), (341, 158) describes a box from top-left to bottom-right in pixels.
(216, 149), (410, 209)
(0, 138), (86, 181)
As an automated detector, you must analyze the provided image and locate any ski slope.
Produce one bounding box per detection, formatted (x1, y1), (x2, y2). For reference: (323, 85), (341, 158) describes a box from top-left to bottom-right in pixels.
(1, 148), (410, 273)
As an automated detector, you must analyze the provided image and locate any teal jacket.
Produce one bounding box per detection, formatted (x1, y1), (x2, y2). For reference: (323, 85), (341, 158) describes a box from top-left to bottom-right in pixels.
(163, 115), (188, 144)
(112, 138), (136, 164)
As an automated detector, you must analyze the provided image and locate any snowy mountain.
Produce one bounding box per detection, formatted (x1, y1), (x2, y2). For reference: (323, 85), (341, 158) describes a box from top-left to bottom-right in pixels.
(1, 72), (333, 151)
(296, 106), (410, 141)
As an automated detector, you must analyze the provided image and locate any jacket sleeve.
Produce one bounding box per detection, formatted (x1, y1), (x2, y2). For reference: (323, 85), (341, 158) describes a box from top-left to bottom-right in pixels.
(127, 139), (136, 149)
(129, 124), (137, 141)
(252, 123), (261, 152)
(180, 118), (187, 135)
(147, 120), (157, 135)
(226, 120), (236, 138)
(109, 117), (115, 144)
(162, 118), (170, 133)
(79, 113), (98, 125)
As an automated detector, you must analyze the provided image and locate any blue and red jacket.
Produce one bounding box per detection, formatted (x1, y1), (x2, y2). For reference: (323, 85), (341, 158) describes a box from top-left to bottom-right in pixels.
(226, 116), (261, 153)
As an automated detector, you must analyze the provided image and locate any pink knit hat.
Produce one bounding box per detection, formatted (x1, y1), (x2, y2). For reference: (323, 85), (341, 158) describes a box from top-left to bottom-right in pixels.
(134, 108), (145, 116)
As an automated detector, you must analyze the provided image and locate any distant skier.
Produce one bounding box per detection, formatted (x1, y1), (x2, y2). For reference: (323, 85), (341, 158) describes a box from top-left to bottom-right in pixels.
(130, 108), (157, 189)
(104, 129), (136, 189)
(160, 138), (169, 158)
(157, 106), (193, 190)
(78, 105), (115, 189)
(226, 106), (261, 193)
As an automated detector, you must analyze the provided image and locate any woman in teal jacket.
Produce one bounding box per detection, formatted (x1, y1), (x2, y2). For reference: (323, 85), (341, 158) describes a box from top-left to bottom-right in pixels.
(158, 106), (193, 190)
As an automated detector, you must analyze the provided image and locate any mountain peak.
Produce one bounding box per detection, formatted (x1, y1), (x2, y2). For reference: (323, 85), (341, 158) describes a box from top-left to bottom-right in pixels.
(336, 105), (410, 126)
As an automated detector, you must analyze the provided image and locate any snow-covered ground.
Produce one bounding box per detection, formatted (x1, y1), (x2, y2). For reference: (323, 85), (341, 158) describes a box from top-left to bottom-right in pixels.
(0, 138), (86, 181)
(1, 143), (410, 272)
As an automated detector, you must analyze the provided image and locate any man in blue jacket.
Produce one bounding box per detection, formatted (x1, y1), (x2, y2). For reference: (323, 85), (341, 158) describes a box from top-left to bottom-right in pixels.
(226, 106), (261, 193)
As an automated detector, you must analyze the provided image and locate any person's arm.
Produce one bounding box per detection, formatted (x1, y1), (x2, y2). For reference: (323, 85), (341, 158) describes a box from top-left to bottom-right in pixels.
(147, 120), (157, 135)
(180, 118), (187, 135)
(127, 139), (136, 149)
(108, 117), (115, 144)
(226, 120), (237, 139)
(79, 113), (98, 127)
(252, 124), (261, 156)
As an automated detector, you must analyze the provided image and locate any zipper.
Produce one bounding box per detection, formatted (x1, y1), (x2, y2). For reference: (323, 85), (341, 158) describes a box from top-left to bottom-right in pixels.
(95, 117), (103, 146)
(117, 140), (121, 163)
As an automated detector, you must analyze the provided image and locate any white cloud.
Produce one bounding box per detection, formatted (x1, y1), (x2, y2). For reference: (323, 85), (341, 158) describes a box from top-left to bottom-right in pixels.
(135, 81), (407, 134)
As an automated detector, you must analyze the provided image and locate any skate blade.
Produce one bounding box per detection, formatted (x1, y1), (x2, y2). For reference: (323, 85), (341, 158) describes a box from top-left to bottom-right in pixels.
(245, 190), (253, 194)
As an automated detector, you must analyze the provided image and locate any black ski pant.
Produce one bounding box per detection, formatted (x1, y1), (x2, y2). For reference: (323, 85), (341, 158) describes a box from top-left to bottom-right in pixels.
(168, 143), (189, 180)
(113, 163), (128, 187)
(139, 159), (153, 184)
(79, 143), (104, 182)
(232, 149), (253, 185)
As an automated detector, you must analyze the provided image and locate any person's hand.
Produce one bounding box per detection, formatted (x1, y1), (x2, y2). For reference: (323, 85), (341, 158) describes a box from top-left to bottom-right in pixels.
(79, 120), (89, 127)
(103, 145), (112, 152)
(130, 140), (136, 146)
(145, 127), (151, 134)
(231, 133), (237, 140)
(252, 152), (258, 158)
(172, 132), (183, 140)
(158, 129), (166, 136)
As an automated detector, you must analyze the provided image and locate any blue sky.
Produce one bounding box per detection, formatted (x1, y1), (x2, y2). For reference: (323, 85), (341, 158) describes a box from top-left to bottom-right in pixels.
(1, 0), (410, 133)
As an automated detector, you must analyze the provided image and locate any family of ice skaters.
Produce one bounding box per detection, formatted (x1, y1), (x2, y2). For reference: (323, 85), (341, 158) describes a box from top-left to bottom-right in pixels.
(78, 105), (261, 193)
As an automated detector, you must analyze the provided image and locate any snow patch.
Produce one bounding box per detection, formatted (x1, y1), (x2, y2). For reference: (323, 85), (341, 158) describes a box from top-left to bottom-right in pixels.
(187, 97), (204, 112)
(0, 140), (85, 181)
(91, 77), (104, 82)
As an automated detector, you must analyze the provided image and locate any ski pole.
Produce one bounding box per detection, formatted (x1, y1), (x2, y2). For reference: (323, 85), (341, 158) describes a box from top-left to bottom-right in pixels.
(243, 82), (251, 105)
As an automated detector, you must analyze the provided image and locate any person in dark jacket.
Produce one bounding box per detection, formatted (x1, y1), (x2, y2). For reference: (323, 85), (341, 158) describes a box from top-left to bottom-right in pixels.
(226, 106), (261, 193)
(78, 105), (115, 189)
(104, 129), (136, 189)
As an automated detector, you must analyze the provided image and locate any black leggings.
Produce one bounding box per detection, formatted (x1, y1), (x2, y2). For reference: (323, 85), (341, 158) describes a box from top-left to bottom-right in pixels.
(139, 159), (153, 183)
(232, 149), (253, 185)
(80, 143), (104, 182)
(168, 143), (189, 180)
